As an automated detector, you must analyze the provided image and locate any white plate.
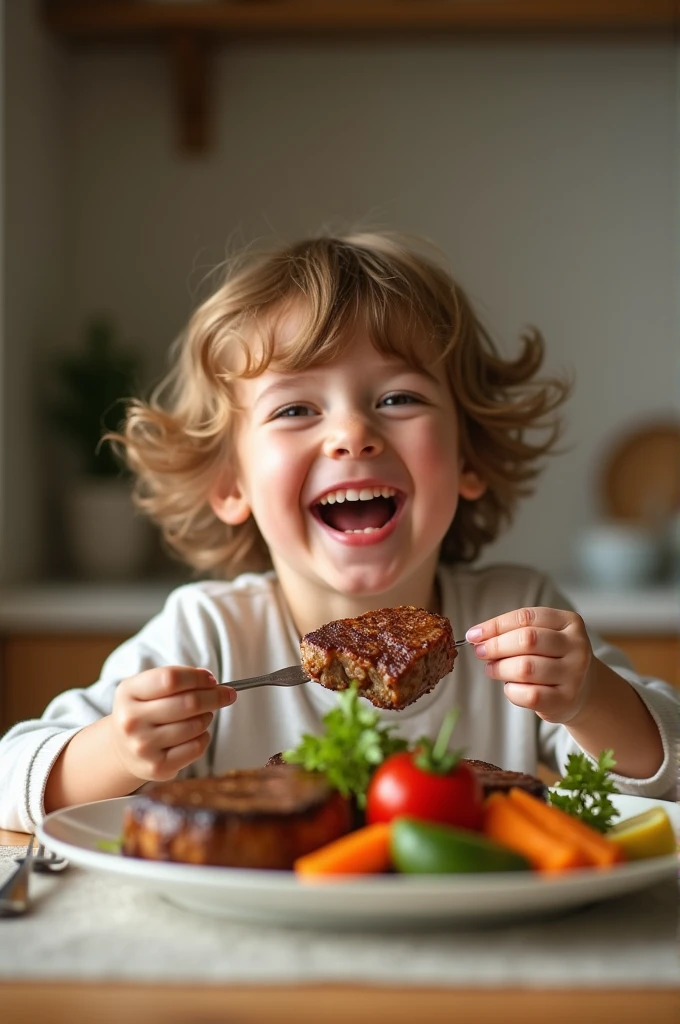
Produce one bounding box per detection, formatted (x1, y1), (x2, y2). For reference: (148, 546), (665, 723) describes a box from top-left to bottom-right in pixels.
(38, 793), (678, 927)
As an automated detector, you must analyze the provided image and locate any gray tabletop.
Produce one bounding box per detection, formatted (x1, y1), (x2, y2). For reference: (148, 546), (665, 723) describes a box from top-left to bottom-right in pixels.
(0, 844), (678, 987)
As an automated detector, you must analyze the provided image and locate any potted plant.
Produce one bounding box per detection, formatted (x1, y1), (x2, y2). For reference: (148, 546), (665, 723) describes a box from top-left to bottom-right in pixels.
(48, 316), (150, 580)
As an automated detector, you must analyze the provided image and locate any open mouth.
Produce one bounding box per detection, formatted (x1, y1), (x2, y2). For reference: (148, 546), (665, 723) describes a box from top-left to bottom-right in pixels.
(313, 486), (400, 535)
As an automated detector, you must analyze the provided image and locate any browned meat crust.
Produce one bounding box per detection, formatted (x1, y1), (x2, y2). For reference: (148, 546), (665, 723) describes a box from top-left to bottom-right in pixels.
(300, 605), (456, 710)
(461, 759), (547, 801)
(122, 765), (352, 868)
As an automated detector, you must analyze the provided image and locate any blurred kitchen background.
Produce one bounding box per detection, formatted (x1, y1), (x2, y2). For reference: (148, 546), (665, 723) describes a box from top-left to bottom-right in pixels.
(0, 1), (678, 727)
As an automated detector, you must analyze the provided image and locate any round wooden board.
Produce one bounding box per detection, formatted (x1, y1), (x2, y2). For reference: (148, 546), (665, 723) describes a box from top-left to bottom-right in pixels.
(602, 421), (680, 522)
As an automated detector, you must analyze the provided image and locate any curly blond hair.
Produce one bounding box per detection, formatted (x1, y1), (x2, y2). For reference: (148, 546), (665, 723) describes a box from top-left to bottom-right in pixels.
(110, 232), (570, 576)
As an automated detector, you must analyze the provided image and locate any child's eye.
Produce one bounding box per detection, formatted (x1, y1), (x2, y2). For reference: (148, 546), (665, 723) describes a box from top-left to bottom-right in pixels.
(272, 403), (316, 419)
(379, 392), (423, 407)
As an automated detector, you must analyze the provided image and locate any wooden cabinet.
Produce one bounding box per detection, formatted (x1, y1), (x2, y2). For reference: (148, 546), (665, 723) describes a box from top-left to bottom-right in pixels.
(0, 634), (128, 734)
(602, 634), (679, 689)
(1, 630), (677, 735)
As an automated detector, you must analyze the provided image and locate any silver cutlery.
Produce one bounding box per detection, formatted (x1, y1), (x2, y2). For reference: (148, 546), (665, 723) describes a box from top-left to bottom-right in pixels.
(0, 837), (35, 917)
(224, 664), (309, 693)
(223, 641), (470, 693)
(14, 842), (68, 873)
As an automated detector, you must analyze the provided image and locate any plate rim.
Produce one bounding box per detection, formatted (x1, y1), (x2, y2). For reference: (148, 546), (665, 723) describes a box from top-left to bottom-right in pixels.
(37, 792), (679, 900)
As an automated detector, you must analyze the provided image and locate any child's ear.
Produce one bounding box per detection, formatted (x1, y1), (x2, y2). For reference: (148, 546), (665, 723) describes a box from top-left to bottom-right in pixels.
(209, 472), (252, 526)
(458, 463), (487, 501)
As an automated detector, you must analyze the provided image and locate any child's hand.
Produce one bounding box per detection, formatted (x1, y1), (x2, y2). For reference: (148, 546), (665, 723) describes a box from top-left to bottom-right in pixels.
(110, 667), (236, 782)
(466, 607), (593, 724)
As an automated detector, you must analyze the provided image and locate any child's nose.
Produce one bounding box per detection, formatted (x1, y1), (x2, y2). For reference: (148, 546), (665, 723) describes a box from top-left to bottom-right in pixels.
(322, 416), (384, 460)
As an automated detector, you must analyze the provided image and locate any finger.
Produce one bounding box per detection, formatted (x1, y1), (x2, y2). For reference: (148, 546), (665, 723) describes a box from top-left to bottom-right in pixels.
(141, 684), (235, 726)
(502, 682), (564, 717)
(153, 712), (215, 752)
(472, 626), (568, 663)
(151, 731), (213, 781)
(466, 607), (573, 643)
(124, 666), (219, 701)
(483, 655), (566, 686)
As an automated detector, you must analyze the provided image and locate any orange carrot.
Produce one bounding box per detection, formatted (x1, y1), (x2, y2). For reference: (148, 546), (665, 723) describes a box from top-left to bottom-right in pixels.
(483, 794), (589, 873)
(507, 787), (625, 867)
(294, 823), (392, 877)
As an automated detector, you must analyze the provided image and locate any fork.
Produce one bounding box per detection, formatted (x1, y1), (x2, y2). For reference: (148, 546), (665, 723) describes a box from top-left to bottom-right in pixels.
(0, 837), (35, 917)
(14, 843), (69, 873)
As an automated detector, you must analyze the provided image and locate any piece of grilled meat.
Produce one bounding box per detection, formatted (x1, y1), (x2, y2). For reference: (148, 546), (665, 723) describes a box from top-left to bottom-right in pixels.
(300, 605), (456, 710)
(122, 764), (352, 868)
(462, 759), (547, 801)
(265, 753), (546, 801)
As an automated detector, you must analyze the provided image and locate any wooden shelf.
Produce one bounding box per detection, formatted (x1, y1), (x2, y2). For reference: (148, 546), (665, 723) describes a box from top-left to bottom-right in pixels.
(42, 1), (679, 153)
(44, 2), (680, 38)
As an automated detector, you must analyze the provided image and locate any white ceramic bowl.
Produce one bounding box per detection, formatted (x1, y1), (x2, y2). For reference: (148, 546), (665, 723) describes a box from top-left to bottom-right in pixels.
(575, 523), (662, 588)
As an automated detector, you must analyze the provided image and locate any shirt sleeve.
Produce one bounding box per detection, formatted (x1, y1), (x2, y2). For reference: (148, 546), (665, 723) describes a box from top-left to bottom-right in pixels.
(0, 585), (224, 832)
(535, 575), (679, 800)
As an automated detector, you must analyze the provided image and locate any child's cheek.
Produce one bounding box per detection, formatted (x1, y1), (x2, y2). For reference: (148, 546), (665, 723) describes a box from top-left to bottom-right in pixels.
(248, 437), (308, 530)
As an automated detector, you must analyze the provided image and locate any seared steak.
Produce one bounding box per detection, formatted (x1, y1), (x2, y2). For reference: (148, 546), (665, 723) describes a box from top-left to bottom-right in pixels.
(122, 764), (351, 868)
(462, 759), (547, 801)
(300, 605), (456, 710)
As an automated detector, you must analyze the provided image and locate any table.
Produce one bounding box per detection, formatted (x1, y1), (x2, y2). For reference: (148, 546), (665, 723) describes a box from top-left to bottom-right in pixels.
(1, 827), (678, 1024)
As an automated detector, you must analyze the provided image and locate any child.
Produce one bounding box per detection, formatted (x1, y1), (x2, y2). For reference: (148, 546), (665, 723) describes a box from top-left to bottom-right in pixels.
(0, 233), (676, 832)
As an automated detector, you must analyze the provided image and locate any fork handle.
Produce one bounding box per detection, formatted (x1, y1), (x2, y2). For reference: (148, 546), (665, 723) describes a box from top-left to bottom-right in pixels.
(0, 839), (33, 916)
(223, 664), (309, 692)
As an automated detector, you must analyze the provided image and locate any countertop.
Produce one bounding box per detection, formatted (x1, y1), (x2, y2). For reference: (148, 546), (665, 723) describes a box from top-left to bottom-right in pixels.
(0, 581), (677, 635)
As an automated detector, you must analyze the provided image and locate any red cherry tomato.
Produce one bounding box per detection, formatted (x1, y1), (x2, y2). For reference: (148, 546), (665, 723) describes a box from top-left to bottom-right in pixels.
(366, 752), (484, 831)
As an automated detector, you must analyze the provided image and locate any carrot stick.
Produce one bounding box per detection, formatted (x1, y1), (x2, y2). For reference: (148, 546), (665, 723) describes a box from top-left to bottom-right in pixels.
(483, 794), (589, 873)
(507, 787), (624, 866)
(294, 823), (392, 877)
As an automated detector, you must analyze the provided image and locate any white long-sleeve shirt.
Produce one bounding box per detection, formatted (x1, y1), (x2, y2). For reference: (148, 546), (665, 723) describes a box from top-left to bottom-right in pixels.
(0, 563), (677, 832)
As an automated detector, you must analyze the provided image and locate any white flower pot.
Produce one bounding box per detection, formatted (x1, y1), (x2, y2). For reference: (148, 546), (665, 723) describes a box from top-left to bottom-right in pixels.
(67, 479), (152, 581)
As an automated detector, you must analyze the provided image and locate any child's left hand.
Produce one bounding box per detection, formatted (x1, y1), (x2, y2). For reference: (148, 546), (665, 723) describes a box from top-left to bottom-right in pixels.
(465, 607), (594, 724)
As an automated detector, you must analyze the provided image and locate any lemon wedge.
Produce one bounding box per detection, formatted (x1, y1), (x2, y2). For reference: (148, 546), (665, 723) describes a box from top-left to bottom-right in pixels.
(608, 807), (677, 861)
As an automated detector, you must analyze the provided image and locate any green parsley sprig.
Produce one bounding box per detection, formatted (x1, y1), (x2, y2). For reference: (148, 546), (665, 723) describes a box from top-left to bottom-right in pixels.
(548, 749), (620, 833)
(282, 682), (408, 808)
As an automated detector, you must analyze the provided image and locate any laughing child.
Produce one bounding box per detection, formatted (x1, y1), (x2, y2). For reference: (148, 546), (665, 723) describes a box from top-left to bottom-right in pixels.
(0, 233), (676, 830)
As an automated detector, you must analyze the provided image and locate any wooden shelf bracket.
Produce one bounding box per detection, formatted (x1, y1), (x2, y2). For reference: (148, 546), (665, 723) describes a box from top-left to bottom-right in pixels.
(168, 31), (211, 155)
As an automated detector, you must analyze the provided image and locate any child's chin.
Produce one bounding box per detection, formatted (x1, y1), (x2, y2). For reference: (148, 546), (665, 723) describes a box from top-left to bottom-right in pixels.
(330, 567), (401, 599)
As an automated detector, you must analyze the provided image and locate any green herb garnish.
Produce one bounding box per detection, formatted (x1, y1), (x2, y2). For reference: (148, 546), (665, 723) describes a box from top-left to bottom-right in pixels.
(96, 836), (122, 854)
(282, 682), (408, 808)
(548, 749), (620, 833)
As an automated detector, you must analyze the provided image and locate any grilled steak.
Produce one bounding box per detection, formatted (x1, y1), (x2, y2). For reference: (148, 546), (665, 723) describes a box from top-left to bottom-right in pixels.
(122, 764), (352, 868)
(461, 759), (547, 801)
(265, 754), (546, 801)
(300, 605), (456, 710)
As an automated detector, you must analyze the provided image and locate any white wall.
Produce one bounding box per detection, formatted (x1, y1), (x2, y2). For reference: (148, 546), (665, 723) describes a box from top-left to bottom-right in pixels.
(7, 23), (679, 580)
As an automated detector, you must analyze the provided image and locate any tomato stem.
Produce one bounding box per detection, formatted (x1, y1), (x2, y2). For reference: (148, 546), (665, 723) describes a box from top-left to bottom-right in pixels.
(413, 708), (462, 774)
(432, 708), (460, 763)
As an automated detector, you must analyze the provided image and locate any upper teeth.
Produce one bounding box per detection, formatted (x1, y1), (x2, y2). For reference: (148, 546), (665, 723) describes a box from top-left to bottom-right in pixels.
(318, 486), (396, 505)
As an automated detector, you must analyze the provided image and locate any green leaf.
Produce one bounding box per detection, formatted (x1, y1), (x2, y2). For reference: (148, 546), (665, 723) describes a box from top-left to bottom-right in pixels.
(47, 316), (143, 477)
(548, 749), (620, 833)
(283, 681), (408, 807)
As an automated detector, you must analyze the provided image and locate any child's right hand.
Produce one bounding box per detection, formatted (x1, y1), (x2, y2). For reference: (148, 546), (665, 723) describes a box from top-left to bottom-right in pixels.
(110, 667), (236, 783)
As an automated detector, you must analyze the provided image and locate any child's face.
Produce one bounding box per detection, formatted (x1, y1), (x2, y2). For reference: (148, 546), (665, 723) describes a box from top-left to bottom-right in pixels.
(211, 313), (485, 614)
